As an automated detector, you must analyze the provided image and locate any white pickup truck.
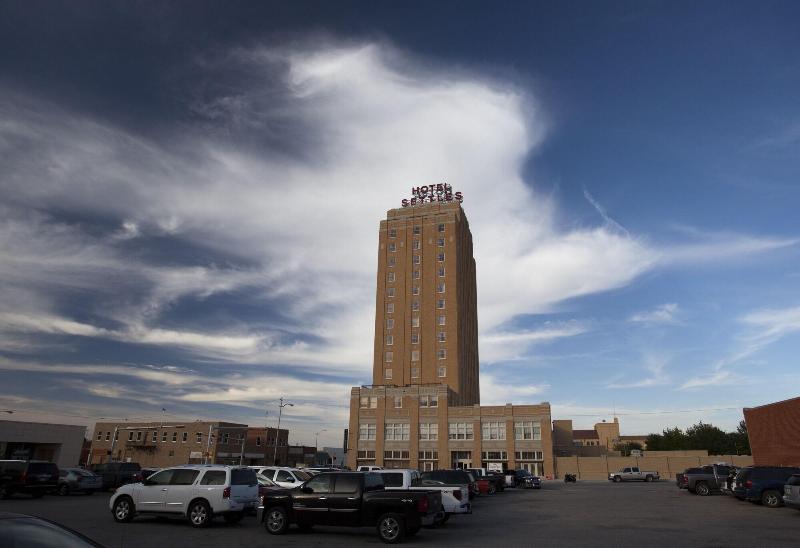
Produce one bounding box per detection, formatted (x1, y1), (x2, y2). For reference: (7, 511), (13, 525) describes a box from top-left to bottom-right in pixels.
(609, 467), (660, 482)
(374, 469), (471, 524)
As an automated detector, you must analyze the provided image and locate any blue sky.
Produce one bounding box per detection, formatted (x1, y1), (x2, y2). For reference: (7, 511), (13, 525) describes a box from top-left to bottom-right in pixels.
(1, 1), (799, 445)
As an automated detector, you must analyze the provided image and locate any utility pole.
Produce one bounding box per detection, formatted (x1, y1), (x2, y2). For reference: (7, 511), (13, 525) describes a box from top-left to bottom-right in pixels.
(315, 429), (327, 464)
(273, 397), (293, 466)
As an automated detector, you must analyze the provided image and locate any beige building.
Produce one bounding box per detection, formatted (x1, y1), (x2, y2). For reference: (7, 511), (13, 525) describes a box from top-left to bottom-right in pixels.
(89, 421), (289, 467)
(552, 418), (648, 457)
(348, 198), (553, 475)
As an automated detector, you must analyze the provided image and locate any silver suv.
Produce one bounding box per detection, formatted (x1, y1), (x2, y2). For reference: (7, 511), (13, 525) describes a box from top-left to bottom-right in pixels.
(110, 465), (259, 527)
(784, 474), (800, 510)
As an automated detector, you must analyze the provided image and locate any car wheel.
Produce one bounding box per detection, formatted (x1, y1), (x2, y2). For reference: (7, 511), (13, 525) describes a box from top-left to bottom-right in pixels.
(377, 513), (406, 544)
(645, 475), (653, 482)
(264, 506), (289, 535)
(695, 482), (710, 496)
(613, 476), (622, 483)
(113, 496), (135, 523)
(761, 490), (782, 508)
(188, 500), (212, 528)
(223, 511), (244, 525)
(58, 484), (70, 496)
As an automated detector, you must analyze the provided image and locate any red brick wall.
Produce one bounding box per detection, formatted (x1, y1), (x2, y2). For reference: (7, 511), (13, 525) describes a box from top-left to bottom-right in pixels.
(744, 397), (800, 467)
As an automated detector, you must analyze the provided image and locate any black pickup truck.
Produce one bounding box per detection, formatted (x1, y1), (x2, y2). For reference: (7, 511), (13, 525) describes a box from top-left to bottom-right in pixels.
(683, 464), (735, 495)
(261, 472), (442, 544)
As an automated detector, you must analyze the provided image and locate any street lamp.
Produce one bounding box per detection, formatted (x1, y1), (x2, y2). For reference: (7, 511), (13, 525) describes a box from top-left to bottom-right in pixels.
(315, 429), (327, 458)
(273, 398), (293, 466)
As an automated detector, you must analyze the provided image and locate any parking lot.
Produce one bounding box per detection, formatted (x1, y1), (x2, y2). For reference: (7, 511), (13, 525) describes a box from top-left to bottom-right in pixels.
(2, 480), (799, 547)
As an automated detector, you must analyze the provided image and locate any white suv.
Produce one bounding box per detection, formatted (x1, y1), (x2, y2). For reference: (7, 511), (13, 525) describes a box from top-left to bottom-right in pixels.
(110, 465), (259, 527)
(251, 466), (312, 488)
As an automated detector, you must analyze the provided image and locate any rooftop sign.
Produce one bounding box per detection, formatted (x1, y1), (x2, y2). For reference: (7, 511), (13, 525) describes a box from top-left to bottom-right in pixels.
(401, 183), (463, 208)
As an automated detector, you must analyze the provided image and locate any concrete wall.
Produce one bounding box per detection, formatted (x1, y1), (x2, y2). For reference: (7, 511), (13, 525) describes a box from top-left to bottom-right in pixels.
(554, 454), (754, 480)
(0, 420), (86, 468)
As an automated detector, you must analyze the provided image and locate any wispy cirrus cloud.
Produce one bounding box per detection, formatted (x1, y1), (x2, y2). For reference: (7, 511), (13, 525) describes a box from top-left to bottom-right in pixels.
(629, 303), (680, 325)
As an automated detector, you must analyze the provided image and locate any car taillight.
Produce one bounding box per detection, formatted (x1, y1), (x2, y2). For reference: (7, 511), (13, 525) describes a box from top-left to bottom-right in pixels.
(417, 496), (429, 513)
(133, 473), (143, 483)
(745, 480), (753, 489)
(223, 486), (231, 499)
(453, 489), (462, 501)
(682, 476), (688, 484)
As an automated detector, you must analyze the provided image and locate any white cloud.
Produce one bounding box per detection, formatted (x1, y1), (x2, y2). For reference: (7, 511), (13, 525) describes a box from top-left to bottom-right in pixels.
(629, 303), (679, 325)
(480, 322), (588, 363)
(479, 373), (550, 406)
(606, 356), (670, 389)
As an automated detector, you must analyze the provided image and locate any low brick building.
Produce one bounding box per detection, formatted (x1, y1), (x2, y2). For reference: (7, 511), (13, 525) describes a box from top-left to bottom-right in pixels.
(744, 396), (800, 467)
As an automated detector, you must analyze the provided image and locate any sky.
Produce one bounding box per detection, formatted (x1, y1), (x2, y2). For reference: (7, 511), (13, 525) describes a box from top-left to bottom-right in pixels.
(1, 1), (799, 447)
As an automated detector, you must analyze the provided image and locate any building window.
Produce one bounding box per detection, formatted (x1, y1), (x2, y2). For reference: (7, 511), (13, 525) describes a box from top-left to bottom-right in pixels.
(413, 270), (421, 279)
(387, 287), (395, 297)
(437, 238), (445, 246)
(114, 431), (119, 441)
(96, 431), (102, 441)
(360, 396), (378, 409)
(448, 422), (474, 440)
(384, 423), (410, 441)
(357, 450), (376, 460)
(419, 450), (438, 460)
(514, 421), (542, 441)
(388, 242), (396, 252)
(386, 334), (393, 345)
(136, 431), (142, 441)
(515, 451), (544, 461)
(482, 421), (506, 441)
(386, 303), (394, 314)
(420, 395), (438, 408)
(389, 228), (397, 238)
(411, 333), (419, 344)
(220, 433), (229, 445)
(411, 367), (420, 378)
(412, 317), (420, 328)
(413, 240), (421, 250)
(419, 423), (438, 441)
(172, 432), (178, 443)
(438, 267), (445, 277)
(412, 301), (420, 311)
(437, 349), (446, 359)
(196, 432), (202, 444)
(438, 223), (445, 232)
(387, 318), (394, 329)
(438, 331), (446, 342)
(104, 431), (110, 441)
(438, 315), (446, 326)
(411, 350), (420, 361)
(151, 431), (157, 443)
(394, 396), (403, 408)
(437, 366), (446, 377)
(413, 226), (421, 235)
(385, 351), (393, 362)
(384, 450), (410, 460)
(359, 424), (376, 441)
(162, 431), (168, 442)
(387, 272), (395, 282)
(437, 252), (445, 262)
(436, 283), (444, 294)
(388, 257), (396, 266)
(385, 368), (393, 380)
(413, 255), (421, 264)
(256, 436), (261, 447)
(437, 299), (445, 309)
(482, 451), (508, 461)
(128, 431), (134, 441)
(181, 432), (188, 443)
(412, 285), (420, 296)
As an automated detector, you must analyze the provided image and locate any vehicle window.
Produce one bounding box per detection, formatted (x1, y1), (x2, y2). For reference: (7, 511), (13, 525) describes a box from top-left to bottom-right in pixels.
(788, 475), (800, 486)
(200, 470), (226, 486)
(92, 464), (105, 473)
(276, 470), (294, 482)
(146, 470), (174, 486)
(258, 475), (278, 487)
(304, 475), (331, 493)
(364, 473), (385, 491)
(382, 473), (404, 487)
(170, 469), (200, 485)
(334, 474), (361, 494)
(75, 469), (94, 477)
(295, 470), (312, 481)
(0, 517), (97, 548)
(27, 463), (58, 475)
(716, 466), (730, 475)
(232, 468), (257, 486)
(120, 463), (141, 472)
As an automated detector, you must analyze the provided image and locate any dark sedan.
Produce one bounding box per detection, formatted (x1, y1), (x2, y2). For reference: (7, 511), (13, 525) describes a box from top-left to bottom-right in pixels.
(0, 512), (105, 547)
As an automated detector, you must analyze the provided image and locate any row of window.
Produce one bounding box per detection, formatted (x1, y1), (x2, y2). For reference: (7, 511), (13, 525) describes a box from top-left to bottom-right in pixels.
(359, 395), (438, 409)
(356, 450), (439, 461)
(388, 224), (446, 239)
(384, 349), (447, 362)
(355, 450), (540, 462)
(96, 429), (280, 446)
(358, 421), (542, 441)
(359, 421), (446, 441)
(386, 316), (447, 329)
(385, 283), (446, 295)
(387, 257), (446, 268)
(383, 366), (446, 380)
(386, 332), (447, 344)
(387, 302), (445, 314)
(387, 269), (447, 281)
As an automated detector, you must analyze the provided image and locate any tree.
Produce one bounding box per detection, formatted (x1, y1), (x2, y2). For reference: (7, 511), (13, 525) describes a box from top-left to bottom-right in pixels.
(643, 420), (750, 455)
(685, 422), (730, 455)
(614, 441), (644, 456)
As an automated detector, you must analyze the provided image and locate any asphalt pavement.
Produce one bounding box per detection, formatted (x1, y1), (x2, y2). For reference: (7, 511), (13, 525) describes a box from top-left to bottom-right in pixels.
(1, 480), (799, 547)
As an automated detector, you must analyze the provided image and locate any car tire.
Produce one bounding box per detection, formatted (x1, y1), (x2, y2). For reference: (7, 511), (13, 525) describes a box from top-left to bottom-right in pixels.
(223, 511), (244, 525)
(761, 490), (782, 508)
(613, 476), (622, 483)
(188, 500), (212, 528)
(645, 476), (653, 483)
(112, 496), (135, 523)
(58, 484), (70, 496)
(264, 506), (289, 535)
(695, 482), (710, 496)
(377, 513), (406, 544)
(488, 484), (496, 495)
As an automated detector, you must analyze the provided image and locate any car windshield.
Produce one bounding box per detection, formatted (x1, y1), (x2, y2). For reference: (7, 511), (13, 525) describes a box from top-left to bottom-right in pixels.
(788, 475), (800, 486)
(258, 474), (277, 487)
(295, 470), (312, 481)
(232, 468), (257, 485)
(73, 469), (95, 477)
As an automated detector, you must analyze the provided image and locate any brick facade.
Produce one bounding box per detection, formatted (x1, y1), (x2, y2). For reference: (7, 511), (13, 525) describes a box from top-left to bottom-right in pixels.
(744, 396), (800, 467)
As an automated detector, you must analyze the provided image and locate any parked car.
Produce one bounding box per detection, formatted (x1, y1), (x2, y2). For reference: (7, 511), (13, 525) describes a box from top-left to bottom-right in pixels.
(684, 464), (734, 496)
(0, 512), (105, 547)
(57, 468), (103, 496)
(110, 465), (259, 527)
(357, 465), (383, 472)
(0, 460), (59, 499)
(140, 468), (160, 480)
(251, 466), (313, 488)
(608, 467), (660, 482)
(513, 469), (541, 489)
(420, 470), (478, 500)
(783, 474), (800, 510)
(467, 468), (505, 493)
(257, 473), (282, 505)
(731, 466), (800, 508)
(91, 462), (142, 491)
(676, 467), (703, 489)
(375, 469), (471, 524)
(261, 471), (441, 543)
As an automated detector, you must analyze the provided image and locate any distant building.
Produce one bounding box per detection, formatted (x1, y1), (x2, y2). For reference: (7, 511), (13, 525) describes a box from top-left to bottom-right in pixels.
(552, 418), (647, 456)
(744, 396), (800, 467)
(0, 420), (86, 468)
